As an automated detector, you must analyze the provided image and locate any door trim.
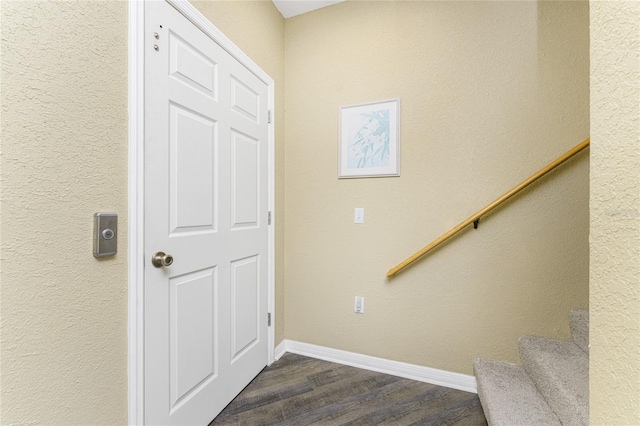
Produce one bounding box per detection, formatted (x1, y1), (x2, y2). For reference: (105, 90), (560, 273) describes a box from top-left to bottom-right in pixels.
(128, 1), (276, 424)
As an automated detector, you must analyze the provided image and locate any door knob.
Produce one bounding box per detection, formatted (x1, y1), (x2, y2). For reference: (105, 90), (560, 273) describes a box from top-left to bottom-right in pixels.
(152, 251), (174, 268)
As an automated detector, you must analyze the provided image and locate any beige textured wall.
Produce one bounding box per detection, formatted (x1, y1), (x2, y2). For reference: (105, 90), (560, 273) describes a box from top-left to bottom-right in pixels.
(590, 2), (640, 423)
(1, 1), (284, 425)
(0, 1), (129, 425)
(191, 0), (286, 346)
(284, 1), (589, 375)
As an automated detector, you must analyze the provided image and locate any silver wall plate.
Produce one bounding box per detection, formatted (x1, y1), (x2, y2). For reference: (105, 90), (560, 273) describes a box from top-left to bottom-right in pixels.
(93, 213), (117, 257)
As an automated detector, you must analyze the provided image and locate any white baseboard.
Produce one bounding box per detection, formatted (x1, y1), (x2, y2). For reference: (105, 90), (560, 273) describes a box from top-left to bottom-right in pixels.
(274, 340), (287, 361)
(275, 339), (477, 394)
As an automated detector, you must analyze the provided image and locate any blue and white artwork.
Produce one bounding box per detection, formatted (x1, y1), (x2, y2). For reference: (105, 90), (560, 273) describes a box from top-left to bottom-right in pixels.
(346, 109), (390, 169)
(339, 99), (400, 178)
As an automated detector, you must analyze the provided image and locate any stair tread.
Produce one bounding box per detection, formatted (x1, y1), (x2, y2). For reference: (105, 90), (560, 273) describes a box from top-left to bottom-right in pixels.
(474, 358), (561, 426)
(519, 336), (589, 426)
(569, 310), (589, 354)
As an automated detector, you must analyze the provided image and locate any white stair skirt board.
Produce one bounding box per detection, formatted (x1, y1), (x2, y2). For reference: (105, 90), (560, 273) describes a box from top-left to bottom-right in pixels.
(274, 340), (477, 394)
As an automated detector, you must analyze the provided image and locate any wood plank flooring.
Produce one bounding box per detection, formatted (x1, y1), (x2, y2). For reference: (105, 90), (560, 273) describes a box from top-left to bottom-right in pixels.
(210, 353), (488, 425)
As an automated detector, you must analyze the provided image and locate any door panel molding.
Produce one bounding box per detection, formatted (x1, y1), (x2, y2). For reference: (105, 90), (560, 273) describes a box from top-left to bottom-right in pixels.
(128, 1), (275, 424)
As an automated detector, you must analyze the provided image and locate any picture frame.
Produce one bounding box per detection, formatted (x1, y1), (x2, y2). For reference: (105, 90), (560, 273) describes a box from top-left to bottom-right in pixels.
(339, 98), (400, 178)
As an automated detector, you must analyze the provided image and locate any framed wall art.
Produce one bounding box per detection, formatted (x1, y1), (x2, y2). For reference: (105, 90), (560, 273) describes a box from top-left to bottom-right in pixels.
(339, 98), (400, 178)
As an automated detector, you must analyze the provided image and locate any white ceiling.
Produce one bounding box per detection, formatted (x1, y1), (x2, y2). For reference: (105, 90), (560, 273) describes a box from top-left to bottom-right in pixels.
(272, 0), (346, 19)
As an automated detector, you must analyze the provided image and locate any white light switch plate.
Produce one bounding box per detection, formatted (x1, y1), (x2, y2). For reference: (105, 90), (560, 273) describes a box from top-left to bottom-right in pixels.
(354, 208), (364, 224)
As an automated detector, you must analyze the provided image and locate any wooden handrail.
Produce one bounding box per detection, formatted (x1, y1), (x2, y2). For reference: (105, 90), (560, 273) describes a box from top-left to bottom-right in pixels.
(386, 138), (590, 277)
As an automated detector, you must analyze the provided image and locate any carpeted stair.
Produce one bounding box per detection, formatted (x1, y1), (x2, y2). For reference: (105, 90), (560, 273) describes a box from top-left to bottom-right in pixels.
(474, 310), (589, 426)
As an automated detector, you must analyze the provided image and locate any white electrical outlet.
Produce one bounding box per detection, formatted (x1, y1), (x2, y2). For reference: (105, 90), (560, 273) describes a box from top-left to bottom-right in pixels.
(354, 208), (364, 224)
(354, 296), (365, 314)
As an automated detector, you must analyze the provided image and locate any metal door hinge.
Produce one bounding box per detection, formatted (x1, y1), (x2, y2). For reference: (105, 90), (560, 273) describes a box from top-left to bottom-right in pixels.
(267, 313), (272, 327)
(268, 211), (272, 225)
(267, 110), (272, 124)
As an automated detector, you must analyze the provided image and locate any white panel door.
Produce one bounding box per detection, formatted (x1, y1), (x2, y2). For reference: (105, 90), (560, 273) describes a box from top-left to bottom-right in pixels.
(144, 2), (269, 424)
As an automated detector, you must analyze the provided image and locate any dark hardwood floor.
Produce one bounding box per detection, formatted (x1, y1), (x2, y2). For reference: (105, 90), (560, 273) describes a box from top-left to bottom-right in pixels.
(210, 353), (487, 425)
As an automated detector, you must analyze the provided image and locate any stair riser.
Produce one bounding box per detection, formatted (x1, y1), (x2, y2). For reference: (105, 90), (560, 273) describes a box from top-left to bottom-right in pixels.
(519, 336), (589, 426)
(475, 359), (561, 426)
(570, 310), (589, 353)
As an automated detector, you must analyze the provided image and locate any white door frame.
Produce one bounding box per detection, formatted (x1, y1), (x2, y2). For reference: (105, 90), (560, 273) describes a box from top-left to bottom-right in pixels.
(127, 1), (276, 424)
